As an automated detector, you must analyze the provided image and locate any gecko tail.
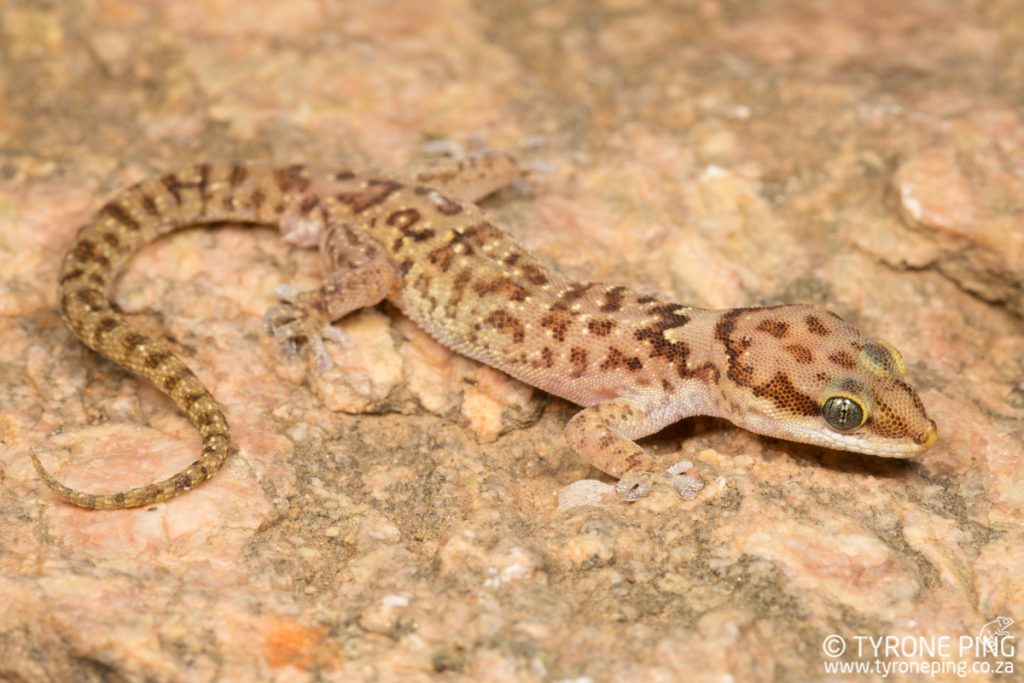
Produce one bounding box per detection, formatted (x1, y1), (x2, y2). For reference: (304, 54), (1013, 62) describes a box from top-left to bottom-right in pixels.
(49, 260), (235, 510)
(30, 449), (225, 510)
(47, 162), (322, 509)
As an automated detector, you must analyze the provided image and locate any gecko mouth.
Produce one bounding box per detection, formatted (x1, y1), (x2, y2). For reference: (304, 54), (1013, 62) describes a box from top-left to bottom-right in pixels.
(816, 420), (938, 458)
(740, 412), (938, 458)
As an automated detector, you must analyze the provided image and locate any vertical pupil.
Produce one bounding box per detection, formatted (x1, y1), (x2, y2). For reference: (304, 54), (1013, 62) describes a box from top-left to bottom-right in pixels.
(825, 396), (861, 430)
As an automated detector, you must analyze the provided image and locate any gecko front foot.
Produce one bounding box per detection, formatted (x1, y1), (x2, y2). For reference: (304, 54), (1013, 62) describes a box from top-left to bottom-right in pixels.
(264, 284), (350, 372)
(616, 472), (654, 502)
(616, 460), (705, 502)
(666, 459), (705, 500)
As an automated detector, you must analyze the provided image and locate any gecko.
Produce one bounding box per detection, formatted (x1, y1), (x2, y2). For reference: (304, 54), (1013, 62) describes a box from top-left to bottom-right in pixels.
(33, 153), (938, 509)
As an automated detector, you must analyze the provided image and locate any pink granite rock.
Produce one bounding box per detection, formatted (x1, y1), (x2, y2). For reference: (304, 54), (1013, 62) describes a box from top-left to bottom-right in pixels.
(1, 0), (1021, 681)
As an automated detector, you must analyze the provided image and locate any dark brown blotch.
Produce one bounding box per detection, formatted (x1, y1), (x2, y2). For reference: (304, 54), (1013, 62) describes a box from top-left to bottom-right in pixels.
(784, 344), (813, 364)
(569, 347), (588, 378)
(828, 350), (857, 369)
(484, 310), (526, 344)
(196, 163), (211, 204)
(458, 222), (503, 249)
(687, 362), (721, 384)
(598, 286), (627, 313)
(412, 275), (434, 305)
(540, 311), (574, 342)
(588, 319), (615, 336)
(806, 315), (830, 336)
(72, 239), (97, 259)
(427, 243), (456, 272)
(336, 179), (402, 214)
(520, 263), (549, 286)
(161, 173), (184, 204)
(865, 397), (913, 439)
(444, 269), (472, 314)
(183, 392), (206, 410)
(753, 371), (818, 416)
(756, 319), (789, 339)
(71, 239), (109, 268)
(248, 188), (266, 212)
(122, 332), (147, 354)
(229, 163), (249, 188)
(91, 317), (119, 343)
(550, 282), (594, 312)
(144, 350), (173, 369)
(76, 288), (106, 310)
(274, 165), (312, 194)
(162, 372), (184, 392)
(387, 208), (419, 228)
(600, 347), (643, 372)
(59, 268), (85, 285)
(161, 166), (210, 209)
(103, 201), (140, 231)
(426, 223), (497, 273)
(140, 193), (160, 216)
(387, 207), (435, 242)
(715, 308), (756, 387)
(299, 195), (320, 216)
(633, 304), (691, 378)
(473, 277), (528, 302)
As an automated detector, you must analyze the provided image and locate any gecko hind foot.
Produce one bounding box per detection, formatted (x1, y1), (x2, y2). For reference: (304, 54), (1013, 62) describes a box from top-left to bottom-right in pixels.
(264, 285), (350, 372)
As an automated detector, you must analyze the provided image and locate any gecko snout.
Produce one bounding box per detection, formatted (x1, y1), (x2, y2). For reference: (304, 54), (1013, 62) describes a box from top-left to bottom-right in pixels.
(914, 420), (938, 449)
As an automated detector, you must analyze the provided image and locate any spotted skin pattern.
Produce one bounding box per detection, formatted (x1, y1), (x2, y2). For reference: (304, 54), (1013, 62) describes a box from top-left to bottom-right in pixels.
(35, 154), (938, 509)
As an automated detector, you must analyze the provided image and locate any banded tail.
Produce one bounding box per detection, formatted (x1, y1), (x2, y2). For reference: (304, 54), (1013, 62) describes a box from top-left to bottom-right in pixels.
(37, 162), (328, 508)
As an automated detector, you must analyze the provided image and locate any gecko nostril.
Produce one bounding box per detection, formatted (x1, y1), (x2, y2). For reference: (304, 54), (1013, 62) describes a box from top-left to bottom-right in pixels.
(914, 420), (938, 447)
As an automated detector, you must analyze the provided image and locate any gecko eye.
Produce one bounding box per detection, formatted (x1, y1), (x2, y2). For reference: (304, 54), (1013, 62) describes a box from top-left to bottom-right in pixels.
(822, 396), (866, 431)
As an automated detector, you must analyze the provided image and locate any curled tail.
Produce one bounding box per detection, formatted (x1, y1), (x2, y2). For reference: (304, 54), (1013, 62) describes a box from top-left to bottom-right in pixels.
(38, 162), (329, 509)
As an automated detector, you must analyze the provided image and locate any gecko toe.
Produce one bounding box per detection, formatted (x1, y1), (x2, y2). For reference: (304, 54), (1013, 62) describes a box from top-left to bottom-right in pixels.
(309, 336), (334, 372)
(665, 459), (704, 500)
(616, 473), (653, 502)
(264, 301), (347, 372)
(616, 464), (705, 503)
(275, 283), (303, 301)
(280, 217), (323, 248)
(669, 474), (705, 500)
(321, 323), (352, 348)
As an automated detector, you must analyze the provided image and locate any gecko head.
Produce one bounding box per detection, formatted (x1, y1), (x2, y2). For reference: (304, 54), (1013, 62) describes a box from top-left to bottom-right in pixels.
(715, 305), (937, 458)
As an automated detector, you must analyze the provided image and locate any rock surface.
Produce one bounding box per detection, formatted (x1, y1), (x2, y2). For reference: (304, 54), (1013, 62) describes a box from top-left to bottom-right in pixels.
(1, 1), (1021, 681)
